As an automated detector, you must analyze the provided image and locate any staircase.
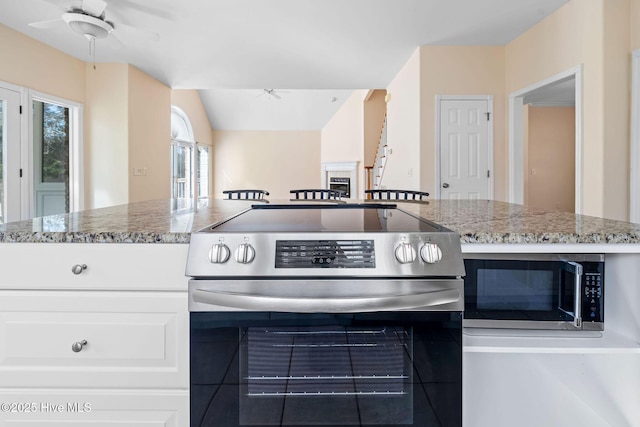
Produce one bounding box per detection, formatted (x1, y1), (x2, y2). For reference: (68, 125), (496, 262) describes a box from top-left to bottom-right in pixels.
(366, 115), (388, 192)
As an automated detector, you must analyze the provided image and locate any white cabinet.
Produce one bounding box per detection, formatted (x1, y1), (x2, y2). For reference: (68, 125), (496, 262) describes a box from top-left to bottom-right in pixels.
(0, 243), (189, 290)
(0, 291), (188, 388)
(0, 243), (190, 425)
(464, 351), (640, 427)
(0, 390), (187, 426)
(461, 249), (640, 427)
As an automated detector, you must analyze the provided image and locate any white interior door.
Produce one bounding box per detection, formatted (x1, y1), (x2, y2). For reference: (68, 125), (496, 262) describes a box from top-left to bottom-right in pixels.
(439, 98), (491, 200)
(0, 86), (21, 223)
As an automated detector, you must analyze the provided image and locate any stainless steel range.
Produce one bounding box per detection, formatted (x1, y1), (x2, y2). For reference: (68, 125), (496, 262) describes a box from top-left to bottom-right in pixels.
(186, 203), (465, 427)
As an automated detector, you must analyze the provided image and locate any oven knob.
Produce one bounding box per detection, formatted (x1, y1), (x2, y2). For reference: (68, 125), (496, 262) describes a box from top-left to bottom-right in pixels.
(235, 243), (256, 264)
(395, 242), (417, 264)
(209, 243), (231, 263)
(420, 243), (442, 264)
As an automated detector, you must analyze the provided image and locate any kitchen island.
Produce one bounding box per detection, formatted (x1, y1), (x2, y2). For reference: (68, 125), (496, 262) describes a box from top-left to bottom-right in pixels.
(3, 198), (640, 245)
(0, 198), (638, 427)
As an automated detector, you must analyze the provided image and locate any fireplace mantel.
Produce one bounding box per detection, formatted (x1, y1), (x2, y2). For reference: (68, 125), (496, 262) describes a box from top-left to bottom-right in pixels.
(322, 162), (358, 198)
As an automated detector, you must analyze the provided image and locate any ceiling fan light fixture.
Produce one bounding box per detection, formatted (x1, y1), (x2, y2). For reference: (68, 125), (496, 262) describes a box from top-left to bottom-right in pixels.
(62, 12), (113, 39)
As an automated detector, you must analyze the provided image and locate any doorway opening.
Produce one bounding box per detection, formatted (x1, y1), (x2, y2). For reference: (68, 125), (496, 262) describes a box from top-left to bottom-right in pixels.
(1, 81), (83, 222)
(508, 65), (583, 214)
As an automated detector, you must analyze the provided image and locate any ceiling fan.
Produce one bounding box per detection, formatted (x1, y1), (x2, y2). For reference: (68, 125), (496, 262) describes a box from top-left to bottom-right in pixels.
(28, 0), (159, 51)
(259, 89), (284, 100)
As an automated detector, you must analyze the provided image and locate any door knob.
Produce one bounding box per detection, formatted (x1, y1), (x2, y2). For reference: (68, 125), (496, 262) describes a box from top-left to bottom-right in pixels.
(442, 183), (450, 188)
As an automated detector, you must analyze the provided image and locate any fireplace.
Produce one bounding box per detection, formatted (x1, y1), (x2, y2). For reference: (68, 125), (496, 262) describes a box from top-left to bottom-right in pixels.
(322, 162), (358, 199)
(329, 177), (350, 197)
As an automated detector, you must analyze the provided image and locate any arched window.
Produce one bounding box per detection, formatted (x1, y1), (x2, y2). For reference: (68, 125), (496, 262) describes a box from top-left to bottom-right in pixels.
(170, 107), (209, 198)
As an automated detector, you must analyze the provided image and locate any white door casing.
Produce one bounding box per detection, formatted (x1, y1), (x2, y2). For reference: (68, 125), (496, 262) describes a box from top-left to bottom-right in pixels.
(436, 96), (493, 200)
(631, 50), (640, 223)
(508, 65), (582, 213)
(1, 83), (83, 222)
(0, 85), (22, 223)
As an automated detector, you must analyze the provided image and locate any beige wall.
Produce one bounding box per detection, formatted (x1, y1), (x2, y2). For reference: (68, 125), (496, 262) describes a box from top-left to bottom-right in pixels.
(0, 23), (85, 103)
(212, 130), (321, 200)
(602, 0), (630, 220)
(171, 90), (213, 146)
(420, 45), (506, 199)
(506, 0), (631, 220)
(321, 90), (366, 164)
(0, 24), (177, 210)
(128, 65), (171, 203)
(526, 106), (575, 212)
(84, 64), (172, 207)
(321, 90), (367, 197)
(385, 48), (421, 190)
(633, 0), (640, 50)
(84, 63), (129, 208)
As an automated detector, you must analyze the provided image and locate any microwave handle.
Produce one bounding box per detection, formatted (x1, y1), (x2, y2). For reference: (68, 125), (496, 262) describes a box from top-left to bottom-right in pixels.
(560, 261), (583, 328)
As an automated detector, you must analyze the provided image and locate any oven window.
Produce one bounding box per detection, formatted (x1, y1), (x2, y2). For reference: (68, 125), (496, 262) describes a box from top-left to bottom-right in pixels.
(191, 312), (462, 427)
(242, 325), (411, 425)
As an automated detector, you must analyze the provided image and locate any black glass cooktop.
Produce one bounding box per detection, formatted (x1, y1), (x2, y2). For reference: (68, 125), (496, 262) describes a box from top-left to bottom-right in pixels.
(206, 203), (449, 233)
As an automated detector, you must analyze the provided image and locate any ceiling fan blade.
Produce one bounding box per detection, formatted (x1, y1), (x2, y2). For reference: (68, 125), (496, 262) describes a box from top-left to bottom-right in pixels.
(106, 32), (125, 50)
(82, 0), (107, 16)
(28, 18), (64, 29)
(114, 21), (160, 42)
(115, 0), (176, 21)
(272, 93), (282, 100)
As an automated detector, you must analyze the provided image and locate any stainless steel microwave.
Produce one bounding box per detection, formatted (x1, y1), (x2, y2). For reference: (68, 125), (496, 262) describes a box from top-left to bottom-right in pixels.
(463, 253), (604, 330)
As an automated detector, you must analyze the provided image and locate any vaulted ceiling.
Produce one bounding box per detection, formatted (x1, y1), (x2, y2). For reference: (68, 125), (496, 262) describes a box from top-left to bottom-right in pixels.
(0, 0), (569, 129)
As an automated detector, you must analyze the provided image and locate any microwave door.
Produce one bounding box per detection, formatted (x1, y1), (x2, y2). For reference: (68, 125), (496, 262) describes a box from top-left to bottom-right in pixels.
(558, 261), (583, 329)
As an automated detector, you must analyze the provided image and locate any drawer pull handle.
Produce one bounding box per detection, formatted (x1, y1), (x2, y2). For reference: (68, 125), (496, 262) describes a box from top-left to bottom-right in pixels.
(71, 340), (87, 353)
(71, 264), (87, 275)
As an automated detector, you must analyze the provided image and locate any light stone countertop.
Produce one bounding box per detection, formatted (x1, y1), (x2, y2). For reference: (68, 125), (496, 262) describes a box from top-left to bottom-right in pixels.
(1, 198), (640, 244)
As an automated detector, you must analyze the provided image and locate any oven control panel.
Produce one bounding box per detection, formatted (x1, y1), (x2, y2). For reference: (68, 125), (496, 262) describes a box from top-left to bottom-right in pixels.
(187, 231), (465, 278)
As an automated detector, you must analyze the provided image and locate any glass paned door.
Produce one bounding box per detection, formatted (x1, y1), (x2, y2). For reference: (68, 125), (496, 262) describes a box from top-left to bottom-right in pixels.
(171, 143), (193, 198)
(1, 98), (4, 223)
(33, 100), (70, 217)
(197, 145), (209, 198)
(0, 87), (21, 224)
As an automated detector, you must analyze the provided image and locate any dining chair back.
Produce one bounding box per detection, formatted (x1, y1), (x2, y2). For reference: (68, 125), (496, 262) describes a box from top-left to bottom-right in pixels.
(290, 189), (345, 200)
(223, 189), (269, 200)
(365, 189), (429, 201)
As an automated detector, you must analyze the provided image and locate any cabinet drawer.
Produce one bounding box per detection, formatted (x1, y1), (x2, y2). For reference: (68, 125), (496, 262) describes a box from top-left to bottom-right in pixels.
(0, 389), (188, 426)
(0, 291), (188, 388)
(0, 243), (189, 290)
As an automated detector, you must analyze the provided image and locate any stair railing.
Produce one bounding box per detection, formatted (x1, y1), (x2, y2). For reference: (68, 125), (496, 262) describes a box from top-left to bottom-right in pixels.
(366, 115), (388, 195)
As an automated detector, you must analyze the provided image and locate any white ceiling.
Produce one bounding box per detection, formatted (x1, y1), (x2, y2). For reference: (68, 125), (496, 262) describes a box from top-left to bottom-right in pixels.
(0, 0), (570, 130)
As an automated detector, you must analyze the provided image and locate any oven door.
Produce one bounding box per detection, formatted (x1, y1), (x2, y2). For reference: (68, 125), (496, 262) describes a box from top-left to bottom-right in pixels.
(189, 279), (462, 427)
(191, 311), (461, 427)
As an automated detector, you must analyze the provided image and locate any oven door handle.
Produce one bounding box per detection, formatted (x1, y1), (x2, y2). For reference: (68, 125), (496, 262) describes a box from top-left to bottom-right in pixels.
(191, 288), (461, 313)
